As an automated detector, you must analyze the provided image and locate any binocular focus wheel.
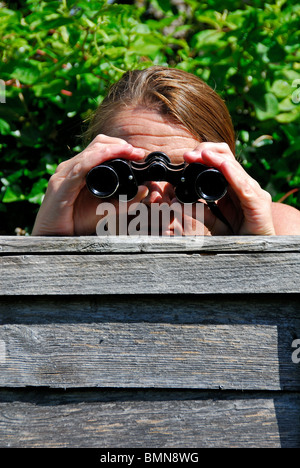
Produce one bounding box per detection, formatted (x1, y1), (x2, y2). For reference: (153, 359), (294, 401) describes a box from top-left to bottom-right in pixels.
(144, 152), (170, 164)
(86, 165), (119, 198)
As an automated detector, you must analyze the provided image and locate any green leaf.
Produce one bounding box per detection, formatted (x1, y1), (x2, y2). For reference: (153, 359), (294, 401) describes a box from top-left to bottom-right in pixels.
(27, 179), (48, 204)
(191, 30), (225, 48)
(278, 96), (296, 112)
(276, 108), (300, 123)
(271, 80), (292, 99)
(282, 138), (300, 158)
(33, 79), (66, 97)
(254, 93), (279, 121)
(11, 60), (43, 85)
(130, 38), (164, 58)
(0, 119), (11, 135)
(156, 0), (173, 14)
(2, 185), (25, 203)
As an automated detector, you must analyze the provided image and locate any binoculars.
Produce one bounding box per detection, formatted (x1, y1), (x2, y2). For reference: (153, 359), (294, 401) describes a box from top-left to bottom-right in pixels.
(86, 151), (228, 204)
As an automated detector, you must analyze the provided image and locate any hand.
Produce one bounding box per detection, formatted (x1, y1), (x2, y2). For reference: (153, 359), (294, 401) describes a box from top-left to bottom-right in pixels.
(32, 135), (146, 235)
(184, 143), (276, 235)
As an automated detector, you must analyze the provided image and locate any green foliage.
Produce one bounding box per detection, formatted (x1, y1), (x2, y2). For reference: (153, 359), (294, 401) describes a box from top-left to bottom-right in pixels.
(176, 0), (300, 209)
(0, 0), (299, 234)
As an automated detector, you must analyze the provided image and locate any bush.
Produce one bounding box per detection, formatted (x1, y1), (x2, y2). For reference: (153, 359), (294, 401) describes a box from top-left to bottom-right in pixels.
(0, 0), (299, 234)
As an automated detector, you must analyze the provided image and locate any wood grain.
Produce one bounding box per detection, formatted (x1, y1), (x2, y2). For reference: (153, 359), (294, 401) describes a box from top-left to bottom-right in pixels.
(1, 235), (300, 253)
(0, 296), (299, 390)
(1, 251), (300, 295)
(1, 236), (299, 447)
(0, 389), (299, 448)
(0, 322), (282, 389)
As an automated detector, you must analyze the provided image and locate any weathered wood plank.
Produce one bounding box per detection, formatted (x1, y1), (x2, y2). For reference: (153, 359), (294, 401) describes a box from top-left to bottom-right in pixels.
(0, 322), (282, 389)
(0, 296), (299, 390)
(0, 389), (299, 448)
(1, 252), (300, 295)
(1, 236), (299, 448)
(1, 235), (300, 253)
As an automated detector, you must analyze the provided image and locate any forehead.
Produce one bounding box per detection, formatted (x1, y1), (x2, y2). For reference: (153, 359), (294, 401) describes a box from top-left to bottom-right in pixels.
(108, 108), (199, 163)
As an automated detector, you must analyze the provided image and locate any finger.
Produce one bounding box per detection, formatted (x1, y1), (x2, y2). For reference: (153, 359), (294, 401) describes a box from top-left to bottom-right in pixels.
(55, 132), (146, 179)
(204, 151), (261, 193)
(184, 142), (235, 164)
(87, 134), (146, 164)
(201, 151), (275, 234)
(200, 151), (264, 200)
(49, 143), (145, 208)
(57, 143), (145, 179)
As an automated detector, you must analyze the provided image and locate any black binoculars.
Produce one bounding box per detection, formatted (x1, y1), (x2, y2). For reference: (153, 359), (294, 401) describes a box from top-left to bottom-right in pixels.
(86, 151), (228, 204)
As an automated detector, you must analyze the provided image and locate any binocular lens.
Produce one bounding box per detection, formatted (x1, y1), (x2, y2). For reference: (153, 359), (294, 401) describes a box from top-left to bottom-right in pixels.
(195, 169), (227, 201)
(86, 165), (119, 198)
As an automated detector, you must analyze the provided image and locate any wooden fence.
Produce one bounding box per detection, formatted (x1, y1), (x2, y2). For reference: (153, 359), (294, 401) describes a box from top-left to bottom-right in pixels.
(0, 235), (299, 448)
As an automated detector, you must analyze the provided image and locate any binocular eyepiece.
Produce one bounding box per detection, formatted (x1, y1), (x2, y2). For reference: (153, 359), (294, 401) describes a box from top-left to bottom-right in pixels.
(86, 151), (228, 204)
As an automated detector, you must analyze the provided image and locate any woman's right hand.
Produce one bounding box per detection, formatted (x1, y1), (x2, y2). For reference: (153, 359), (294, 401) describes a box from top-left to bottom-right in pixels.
(31, 135), (146, 236)
(184, 142), (276, 235)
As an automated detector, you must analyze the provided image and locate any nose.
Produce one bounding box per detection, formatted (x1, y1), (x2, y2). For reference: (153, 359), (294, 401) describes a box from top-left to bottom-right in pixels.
(142, 181), (176, 206)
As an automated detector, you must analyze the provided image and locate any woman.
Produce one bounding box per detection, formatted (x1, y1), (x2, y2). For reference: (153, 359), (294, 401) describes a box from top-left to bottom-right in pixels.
(32, 66), (300, 236)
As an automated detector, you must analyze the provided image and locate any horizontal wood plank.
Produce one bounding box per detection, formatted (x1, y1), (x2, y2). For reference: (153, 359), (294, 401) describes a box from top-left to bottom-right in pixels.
(1, 236), (299, 447)
(0, 389), (299, 448)
(1, 235), (300, 253)
(0, 296), (299, 390)
(1, 251), (300, 295)
(0, 322), (282, 389)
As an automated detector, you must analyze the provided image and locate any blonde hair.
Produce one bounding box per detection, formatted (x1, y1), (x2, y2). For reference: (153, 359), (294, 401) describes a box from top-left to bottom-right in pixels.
(84, 66), (235, 154)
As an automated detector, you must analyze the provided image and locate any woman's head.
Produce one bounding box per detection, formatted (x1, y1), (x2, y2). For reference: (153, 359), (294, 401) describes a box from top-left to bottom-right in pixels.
(85, 66), (235, 155)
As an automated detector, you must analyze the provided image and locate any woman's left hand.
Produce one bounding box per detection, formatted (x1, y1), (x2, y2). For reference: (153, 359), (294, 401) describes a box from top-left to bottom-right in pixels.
(184, 142), (276, 236)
